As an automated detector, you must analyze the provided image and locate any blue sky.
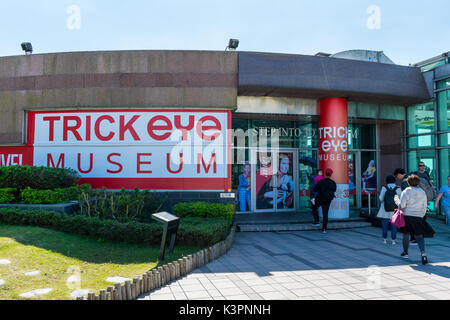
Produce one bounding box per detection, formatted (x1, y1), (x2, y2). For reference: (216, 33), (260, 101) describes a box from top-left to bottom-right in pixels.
(0, 0), (448, 65)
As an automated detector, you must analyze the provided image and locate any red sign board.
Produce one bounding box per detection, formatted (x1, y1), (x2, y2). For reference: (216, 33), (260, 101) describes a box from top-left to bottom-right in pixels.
(1, 110), (231, 191)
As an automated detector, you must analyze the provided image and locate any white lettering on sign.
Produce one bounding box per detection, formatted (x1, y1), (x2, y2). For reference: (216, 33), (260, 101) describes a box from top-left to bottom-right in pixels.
(0, 154), (23, 166)
(34, 112), (223, 145)
(319, 126), (349, 155)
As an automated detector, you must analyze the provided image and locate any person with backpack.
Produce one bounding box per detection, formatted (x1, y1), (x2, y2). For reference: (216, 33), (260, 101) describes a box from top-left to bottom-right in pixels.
(377, 175), (402, 244)
(394, 174), (435, 265)
(312, 168), (336, 233)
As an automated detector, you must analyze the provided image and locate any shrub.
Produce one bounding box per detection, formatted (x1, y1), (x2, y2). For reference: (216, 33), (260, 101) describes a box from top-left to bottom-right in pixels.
(0, 188), (17, 203)
(78, 187), (167, 223)
(0, 166), (80, 191)
(172, 202), (234, 220)
(0, 208), (231, 247)
(20, 186), (81, 204)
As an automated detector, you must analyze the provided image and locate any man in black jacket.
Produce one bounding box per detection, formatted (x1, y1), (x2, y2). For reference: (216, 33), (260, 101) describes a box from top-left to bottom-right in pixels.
(311, 168), (337, 233)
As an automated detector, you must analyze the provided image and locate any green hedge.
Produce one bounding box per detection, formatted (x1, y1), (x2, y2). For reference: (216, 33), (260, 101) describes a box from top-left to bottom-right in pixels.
(19, 186), (80, 204)
(0, 188), (17, 203)
(0, 208), (231, 247)
(0, 166), (80, 191)
(172, 202), (234, 220)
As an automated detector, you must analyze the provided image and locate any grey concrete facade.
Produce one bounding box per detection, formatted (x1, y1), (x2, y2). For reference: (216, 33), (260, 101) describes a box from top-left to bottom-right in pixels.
(0, 50), (238, 144)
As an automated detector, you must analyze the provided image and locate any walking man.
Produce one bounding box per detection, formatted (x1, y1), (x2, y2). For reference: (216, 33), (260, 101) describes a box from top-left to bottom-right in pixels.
(312, 168), (336, 234)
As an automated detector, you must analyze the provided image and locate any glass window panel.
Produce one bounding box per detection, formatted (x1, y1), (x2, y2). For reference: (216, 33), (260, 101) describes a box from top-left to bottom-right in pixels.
(407, 102), (435, 135)
(437, 78), (450, 90)
(439, 133), (450, 147)
(408, 135), (435, 148)
(298, 149), (318, 210)
(296, 122), (318, 148)
(361, 152), (378, 208)
(348, 124), (376, 149)
(407, 149), (438, 213)
(379, 105), (406, 120)
(407, 149), (437, 189)
(348, 102), (378, 119)
(439, 149), (450, 188)
(251, 120), (295, 148)
(420, 60), (445, 72)
(231, 118), (249, 149)
(437, 89), (450, 131)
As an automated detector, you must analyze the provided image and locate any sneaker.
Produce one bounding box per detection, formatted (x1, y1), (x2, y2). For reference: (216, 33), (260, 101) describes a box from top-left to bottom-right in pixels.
(383, 239), (387, 244)
(400, 252), (408, 258)
(312, 223), (321, 227)
(410, 240), (418, 245)
(421, 253), (428, 265)
(391, 240), (396, 245)
(322, 230), (327, 234)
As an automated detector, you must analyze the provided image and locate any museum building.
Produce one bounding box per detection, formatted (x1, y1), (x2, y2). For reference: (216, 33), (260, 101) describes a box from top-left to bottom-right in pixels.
(0, 49), (448, 219)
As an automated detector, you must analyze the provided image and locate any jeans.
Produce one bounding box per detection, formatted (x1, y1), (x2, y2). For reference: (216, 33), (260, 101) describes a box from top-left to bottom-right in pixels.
(381, 218), (397, 240)
(239, 189), (250, 212)
(403, 232), (425, 253)
(443, 205), (450, 225)
(312, 201), (330, 230)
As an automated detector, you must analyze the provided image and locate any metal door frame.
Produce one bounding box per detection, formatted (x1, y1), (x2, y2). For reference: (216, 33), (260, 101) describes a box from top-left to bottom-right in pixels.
(349, 151), (362, 209)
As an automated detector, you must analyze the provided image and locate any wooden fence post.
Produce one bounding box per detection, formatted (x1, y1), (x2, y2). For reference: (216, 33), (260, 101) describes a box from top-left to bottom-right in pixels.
(133, 276), (140, 299)
(107, 286), (114, 299)
(115, 283), (122, 300)
(182, 257), (188, 275)
(125, 280), (132, 300)
(152, 270), (160, 289)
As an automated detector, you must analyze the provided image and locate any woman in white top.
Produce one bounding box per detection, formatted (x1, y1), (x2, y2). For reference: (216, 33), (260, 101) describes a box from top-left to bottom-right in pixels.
(377, 175), (402, 244)
(394, 174), (435, 265)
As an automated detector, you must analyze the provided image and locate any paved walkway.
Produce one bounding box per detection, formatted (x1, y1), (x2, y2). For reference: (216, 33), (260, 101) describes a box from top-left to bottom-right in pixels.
(138, 219), (450, 300)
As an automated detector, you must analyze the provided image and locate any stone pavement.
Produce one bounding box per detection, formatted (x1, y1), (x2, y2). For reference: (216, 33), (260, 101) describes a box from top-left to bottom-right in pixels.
(138, 219), (450, 300)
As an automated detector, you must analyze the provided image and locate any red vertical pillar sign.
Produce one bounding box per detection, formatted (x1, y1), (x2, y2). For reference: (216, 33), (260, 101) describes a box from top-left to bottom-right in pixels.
(318, 98), (349, 218)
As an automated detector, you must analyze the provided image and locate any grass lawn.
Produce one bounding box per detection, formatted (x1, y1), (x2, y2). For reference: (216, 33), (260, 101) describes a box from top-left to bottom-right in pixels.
(0, 224), (201, 300)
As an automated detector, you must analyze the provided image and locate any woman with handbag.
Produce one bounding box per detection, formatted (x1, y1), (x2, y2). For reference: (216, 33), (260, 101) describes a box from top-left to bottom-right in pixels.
(394, 174), (435, 265)
(377, 175), (402, 244)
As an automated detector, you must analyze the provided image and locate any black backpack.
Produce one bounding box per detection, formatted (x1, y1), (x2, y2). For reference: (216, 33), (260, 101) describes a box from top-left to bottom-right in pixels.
(383, 185), (399, 212)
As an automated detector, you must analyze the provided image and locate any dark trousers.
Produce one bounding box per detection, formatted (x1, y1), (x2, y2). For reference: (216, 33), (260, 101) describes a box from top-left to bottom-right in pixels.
(312, 201), (331, 230)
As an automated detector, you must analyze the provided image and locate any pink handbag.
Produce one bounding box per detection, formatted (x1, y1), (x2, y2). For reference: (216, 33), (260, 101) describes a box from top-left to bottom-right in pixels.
(390, 209), (405, 228)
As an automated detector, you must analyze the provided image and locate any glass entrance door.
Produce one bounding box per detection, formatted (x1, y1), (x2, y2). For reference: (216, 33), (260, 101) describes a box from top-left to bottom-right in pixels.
(253, 149), (296, 212)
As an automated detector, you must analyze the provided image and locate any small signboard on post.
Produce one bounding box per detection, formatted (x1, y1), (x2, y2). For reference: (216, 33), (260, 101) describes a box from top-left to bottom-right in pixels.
(151, 212), (180, 261)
